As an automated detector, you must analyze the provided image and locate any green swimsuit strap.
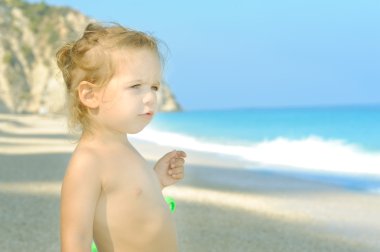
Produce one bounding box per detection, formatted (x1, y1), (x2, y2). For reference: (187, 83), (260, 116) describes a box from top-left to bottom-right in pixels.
(164, 196), (176, 213)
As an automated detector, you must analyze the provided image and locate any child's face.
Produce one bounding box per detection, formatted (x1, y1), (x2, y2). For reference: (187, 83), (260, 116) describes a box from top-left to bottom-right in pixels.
(96, 48), (162, 134)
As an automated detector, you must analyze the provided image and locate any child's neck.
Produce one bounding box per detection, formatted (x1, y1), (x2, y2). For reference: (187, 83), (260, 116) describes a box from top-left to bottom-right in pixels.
(80, 128), (130, 147)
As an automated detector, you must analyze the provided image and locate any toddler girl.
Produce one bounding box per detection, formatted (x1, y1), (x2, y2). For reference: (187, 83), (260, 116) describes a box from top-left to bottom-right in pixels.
(57, 22), (186, 252)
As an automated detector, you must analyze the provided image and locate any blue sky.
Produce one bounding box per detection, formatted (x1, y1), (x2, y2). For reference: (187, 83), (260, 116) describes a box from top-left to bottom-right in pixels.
(30, 0), (380, 111)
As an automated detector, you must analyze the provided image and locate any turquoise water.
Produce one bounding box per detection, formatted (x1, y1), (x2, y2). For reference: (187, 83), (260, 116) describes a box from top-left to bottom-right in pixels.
(135, 105), (380, 193)
(152, 105), (380, 152)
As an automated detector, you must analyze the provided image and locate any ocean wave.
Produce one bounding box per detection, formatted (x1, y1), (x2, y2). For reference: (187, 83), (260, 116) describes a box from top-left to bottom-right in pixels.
(130, 127), (380, 177)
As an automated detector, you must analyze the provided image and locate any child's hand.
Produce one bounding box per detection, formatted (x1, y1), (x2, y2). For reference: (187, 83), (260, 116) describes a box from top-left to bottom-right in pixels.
(153, 150), (187, 189)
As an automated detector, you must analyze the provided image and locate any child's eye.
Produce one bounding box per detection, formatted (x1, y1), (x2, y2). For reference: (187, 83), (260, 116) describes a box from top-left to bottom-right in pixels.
(131, 84), (141, 88)
(152, 86), (160, 91)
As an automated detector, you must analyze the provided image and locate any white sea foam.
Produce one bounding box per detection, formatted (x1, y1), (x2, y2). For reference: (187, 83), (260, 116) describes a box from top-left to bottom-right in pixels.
(130, 127), (380, 177)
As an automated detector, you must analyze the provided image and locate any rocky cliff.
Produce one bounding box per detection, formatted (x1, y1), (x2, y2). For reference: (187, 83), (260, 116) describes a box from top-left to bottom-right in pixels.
(0, 0), (182, 114)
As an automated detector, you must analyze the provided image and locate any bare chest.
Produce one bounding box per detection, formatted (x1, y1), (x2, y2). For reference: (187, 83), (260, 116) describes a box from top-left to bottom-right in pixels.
(93, 151), (175, 250)
(96, 148), (169, 219)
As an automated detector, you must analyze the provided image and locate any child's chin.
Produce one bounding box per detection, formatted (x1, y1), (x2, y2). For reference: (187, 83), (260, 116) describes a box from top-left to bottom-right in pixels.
(126, 126), (146, 134)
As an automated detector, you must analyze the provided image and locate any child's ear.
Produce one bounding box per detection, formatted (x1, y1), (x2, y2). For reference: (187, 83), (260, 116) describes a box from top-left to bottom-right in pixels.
(77, 81), (101, 109)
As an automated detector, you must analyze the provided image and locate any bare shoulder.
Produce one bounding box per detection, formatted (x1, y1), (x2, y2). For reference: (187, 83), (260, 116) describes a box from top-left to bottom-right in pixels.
(64, 145), (104, 183)
(61, 145), (103, 212)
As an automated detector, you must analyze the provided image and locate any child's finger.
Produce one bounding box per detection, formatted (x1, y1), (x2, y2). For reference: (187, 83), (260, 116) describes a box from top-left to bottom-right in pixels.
(172, 173), (184, 179)
(176, 151), (187, 158)
(168, 166), (183, 173)
(171, 167), (183, 174)
(171, 158), (185, 167)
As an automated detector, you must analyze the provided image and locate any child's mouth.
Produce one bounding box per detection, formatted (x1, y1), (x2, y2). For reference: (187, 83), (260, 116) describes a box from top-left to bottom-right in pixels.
(141, 112), (153, 116)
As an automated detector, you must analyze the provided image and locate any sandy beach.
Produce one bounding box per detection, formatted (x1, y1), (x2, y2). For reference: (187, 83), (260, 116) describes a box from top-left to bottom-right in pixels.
(1, 113), (380, 252)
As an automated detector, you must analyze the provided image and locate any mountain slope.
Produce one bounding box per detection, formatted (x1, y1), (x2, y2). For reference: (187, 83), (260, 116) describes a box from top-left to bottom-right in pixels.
(0, 0), (182, 114)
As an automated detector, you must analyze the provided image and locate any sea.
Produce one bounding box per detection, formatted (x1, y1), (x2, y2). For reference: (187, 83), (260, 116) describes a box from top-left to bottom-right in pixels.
(132, 105), (380, 194)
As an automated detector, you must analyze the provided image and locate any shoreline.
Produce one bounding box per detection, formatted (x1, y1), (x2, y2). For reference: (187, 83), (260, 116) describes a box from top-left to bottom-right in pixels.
(1, 112), (380, 195)
(130, 136), (380, 196)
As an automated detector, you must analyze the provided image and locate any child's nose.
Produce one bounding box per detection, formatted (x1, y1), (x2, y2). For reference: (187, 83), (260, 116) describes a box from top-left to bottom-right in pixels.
(142, 89), (157, 105)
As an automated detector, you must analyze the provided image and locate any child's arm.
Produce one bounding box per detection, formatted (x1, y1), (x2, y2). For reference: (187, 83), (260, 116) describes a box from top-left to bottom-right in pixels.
(153, 150), (187, 190)
(60, 149), (102, 252)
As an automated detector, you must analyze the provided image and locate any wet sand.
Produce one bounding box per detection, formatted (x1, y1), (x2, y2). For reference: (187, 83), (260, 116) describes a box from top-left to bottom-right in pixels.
(0, 113), (379, 252)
